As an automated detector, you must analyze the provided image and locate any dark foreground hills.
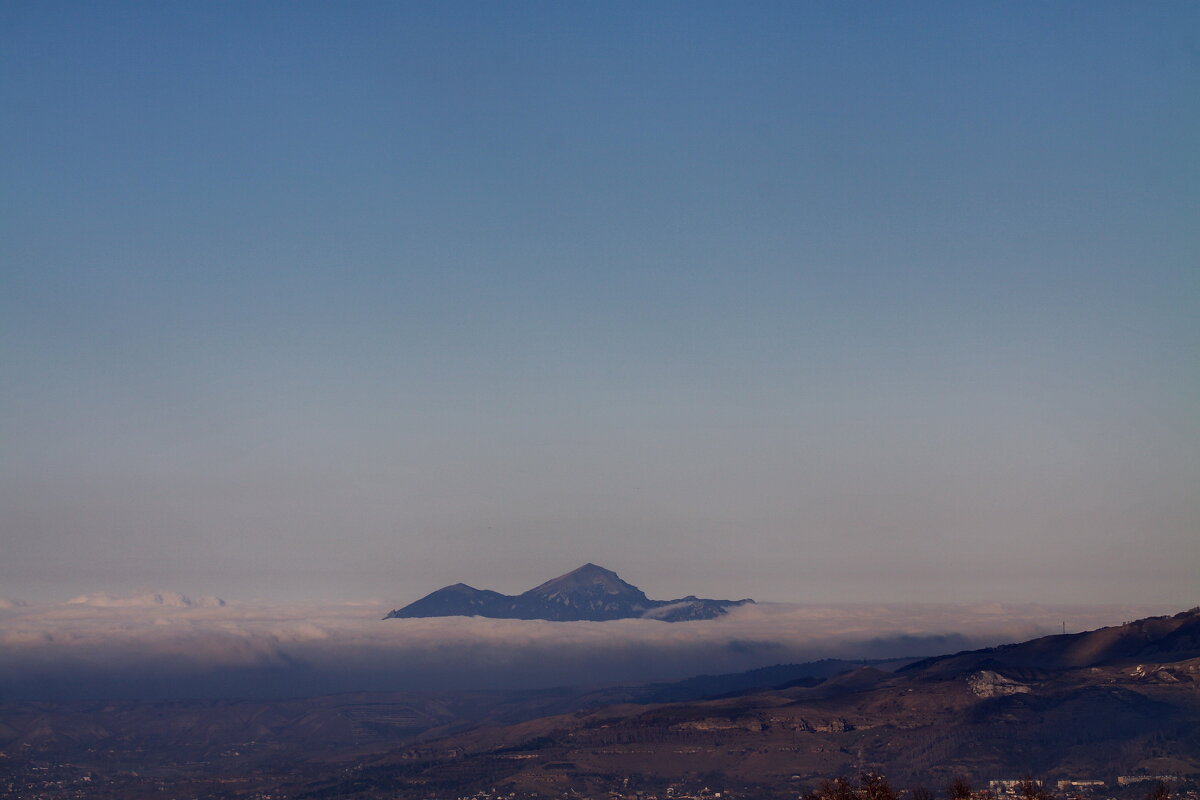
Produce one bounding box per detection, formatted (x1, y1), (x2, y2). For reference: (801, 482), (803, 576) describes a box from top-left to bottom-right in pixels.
(3, 608), (1198, 799)
(385, 563), (755, 622)
(308, 608), (1200, 798)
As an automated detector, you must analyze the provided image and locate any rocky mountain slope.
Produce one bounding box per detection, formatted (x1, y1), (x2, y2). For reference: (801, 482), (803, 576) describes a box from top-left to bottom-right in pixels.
(899, 609), (1200, 677)
(6, 609), (1198, 799)
(385, 563), (754, 622)
(319, 609), (1200, 797)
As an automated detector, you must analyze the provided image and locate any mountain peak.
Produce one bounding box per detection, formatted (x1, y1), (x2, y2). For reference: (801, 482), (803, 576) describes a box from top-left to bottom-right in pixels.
(562, 562), (618, 578)
(559, 563), (614, 579)
(524, 564), (642, 600)
(386, 564), (753, 622)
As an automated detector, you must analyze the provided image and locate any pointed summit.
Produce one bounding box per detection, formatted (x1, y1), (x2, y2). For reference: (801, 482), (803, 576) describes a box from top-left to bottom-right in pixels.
(518, 564), (652, 620)
(525, 564), (645, 601)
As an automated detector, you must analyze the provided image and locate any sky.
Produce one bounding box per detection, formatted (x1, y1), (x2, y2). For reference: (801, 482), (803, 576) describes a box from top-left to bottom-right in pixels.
(1, 2), (1197, 607)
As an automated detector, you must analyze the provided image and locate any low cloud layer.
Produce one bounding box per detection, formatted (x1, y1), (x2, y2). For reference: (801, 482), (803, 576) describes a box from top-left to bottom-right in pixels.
(66, 590), (226, 608)
(0, 596), (1177, 702)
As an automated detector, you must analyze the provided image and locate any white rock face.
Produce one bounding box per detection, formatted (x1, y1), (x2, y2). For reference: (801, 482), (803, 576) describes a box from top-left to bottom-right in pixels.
(66, 591), (225, 608)
(967, 669), (1032, 698)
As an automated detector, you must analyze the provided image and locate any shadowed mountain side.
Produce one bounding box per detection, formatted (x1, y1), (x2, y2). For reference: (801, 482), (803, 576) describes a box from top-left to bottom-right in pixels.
(636, 658), (915, 703)
(296, 609), (1200, 797)
(385, 583), (511, 619)
(5, 610), (1199, 798)
(0, 657), (901, 766)
(386, 564), (754, 622)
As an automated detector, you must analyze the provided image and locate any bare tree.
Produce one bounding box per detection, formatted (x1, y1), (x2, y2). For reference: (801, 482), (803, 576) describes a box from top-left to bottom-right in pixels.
(1148, 781), (1170, 800)
(950, 778), (973, 800)
(1018, 779), (1049, 800)
(813, 776), (859, 800)
(861, 773), (898, 800)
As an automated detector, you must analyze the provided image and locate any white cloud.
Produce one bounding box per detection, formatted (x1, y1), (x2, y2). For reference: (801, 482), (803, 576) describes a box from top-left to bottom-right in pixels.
(0, 597), (1178, 701)
(66, 590), (226, 608)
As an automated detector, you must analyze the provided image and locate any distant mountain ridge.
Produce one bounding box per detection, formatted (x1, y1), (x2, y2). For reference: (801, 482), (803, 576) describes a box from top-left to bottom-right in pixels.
(385, 563), (754, 622)
(348, 606), (1200, 794)
(898, 606), (1200, 677)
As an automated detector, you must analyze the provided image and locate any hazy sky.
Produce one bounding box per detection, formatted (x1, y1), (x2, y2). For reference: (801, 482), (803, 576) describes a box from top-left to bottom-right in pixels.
(2, 2), (1197, 606)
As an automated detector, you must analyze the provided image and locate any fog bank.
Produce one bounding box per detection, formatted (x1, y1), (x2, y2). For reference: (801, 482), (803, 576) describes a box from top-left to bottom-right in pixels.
(0, 598), (1175, 701)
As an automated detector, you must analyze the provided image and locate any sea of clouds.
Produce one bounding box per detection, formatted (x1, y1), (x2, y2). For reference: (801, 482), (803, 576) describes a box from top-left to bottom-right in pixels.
(0, 594), (1177, 701)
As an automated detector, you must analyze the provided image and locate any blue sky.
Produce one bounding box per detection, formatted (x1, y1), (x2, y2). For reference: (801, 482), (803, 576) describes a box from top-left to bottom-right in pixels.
(2, 2), (1197, 604)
